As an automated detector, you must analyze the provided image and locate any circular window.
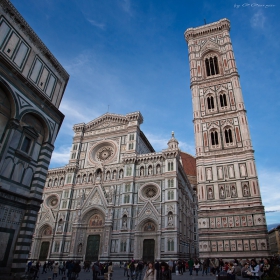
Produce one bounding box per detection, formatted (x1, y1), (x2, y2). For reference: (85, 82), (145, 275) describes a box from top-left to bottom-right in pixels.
(139, 183), (160, 201)
(145, 187), (157, 198)
(46, 195), (59, 208)
(96, 146), (114, 161)
(88, 141), (118, 164)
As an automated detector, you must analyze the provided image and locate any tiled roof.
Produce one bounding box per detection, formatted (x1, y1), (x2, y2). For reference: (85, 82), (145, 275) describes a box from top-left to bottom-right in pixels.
(180, 151), (196, 176)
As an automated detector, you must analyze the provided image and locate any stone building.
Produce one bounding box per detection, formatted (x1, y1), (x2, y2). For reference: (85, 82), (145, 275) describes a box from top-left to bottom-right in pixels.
(0, 0), (69, 277)
(268, 225), (280, 256)
(184, 18), (269, 259)
(29, 112), (198, 262)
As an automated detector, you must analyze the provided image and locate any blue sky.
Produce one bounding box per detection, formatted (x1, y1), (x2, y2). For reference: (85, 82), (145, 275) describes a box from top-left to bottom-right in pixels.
(11, 0), (280, 225)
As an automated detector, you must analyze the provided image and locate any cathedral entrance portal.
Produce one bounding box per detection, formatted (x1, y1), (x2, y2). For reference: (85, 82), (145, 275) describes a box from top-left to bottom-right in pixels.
(39, 241), (50, 261)
(85, 235), (100, 261)
(142, 239), (155, 262)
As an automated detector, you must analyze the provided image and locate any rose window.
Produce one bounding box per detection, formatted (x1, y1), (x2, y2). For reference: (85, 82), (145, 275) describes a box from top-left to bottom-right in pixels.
(96, 146), (114, 162)
(139, 184), (160, 201)
(46, 195), (59, 208)
(145, 187), (157, 198)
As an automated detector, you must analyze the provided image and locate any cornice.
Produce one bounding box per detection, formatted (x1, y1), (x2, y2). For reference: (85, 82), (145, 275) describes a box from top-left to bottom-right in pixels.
(185, 18), (230, 42)
(0, 0), (69, 81)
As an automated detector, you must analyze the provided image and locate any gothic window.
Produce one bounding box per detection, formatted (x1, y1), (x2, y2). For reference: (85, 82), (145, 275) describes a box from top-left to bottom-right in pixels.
(168, 190), (174, 200)
(126, 166), (132, 176)
(54, 241), (60, 252)
(125, 184), (130, 192)
(168, 162), (174, 171)
(219, 93), (227, 107)
(124, 194), (130, 204)
(120, 241), (126, 252)
(168, 239), (174, 251)
(205, 56), (219, 76)
(210, 131), (219, 145)
(71, 152), (76, 159)
(73, 144), (77, 150)
(128, 143), (134, 150)
(64, 190), (69, 198)
(168, 179), (174, 188)
(224, 128), (233, 143)
(207, 96), (215, 109)
(129, 133), (134, 141)
(62, 201), (67, 209)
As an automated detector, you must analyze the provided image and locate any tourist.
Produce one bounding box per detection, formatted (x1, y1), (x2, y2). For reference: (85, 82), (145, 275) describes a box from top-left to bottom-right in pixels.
(194, 260), (200, 276)
(249, 259), (260, 280)
(188, 258), (194, 275)
(260, 258), (270, 279)
(227, 262), (235, 280)
(144, 262), (157, 280)
(52, 262), (59, 279)
(158, 262), (171, 280)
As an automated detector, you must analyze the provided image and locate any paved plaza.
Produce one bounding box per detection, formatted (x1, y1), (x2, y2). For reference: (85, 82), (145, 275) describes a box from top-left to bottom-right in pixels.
(25, 266), (219, 280)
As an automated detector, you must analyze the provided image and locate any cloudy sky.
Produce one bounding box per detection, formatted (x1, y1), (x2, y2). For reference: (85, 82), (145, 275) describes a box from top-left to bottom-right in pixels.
(11, 0), (280, 225)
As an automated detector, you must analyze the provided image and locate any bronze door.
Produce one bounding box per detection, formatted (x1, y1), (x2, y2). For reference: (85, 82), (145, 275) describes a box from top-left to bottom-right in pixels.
(142, 239), (155, 262)
(39, 241), (50, 261)
(85, 235), (100, 261)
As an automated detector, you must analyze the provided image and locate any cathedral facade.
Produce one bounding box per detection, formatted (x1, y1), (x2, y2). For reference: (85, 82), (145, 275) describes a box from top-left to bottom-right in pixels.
(30, 112), (198, 262)
(184, 19), (269, 258)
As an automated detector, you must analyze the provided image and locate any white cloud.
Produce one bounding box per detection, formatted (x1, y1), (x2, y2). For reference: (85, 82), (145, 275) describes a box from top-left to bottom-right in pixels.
(87, 19), (106, 30)
(120, 0), (132, 15)
(49, 145), (71, 167)
(145, 132), (195, 155)
(250, 10), (266, 28)
(259, 168), (280, 212)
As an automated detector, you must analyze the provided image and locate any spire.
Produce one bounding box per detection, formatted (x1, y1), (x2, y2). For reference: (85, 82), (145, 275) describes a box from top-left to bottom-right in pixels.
(167, 131), (179, 149)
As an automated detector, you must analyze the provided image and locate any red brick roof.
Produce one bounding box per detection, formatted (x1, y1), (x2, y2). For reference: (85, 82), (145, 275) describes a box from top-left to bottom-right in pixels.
(180, 151), (196, 176)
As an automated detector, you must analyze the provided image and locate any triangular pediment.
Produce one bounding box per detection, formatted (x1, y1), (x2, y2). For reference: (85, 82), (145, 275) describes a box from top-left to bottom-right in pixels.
(85, 113), (129, 132)
(137, 200), (160, 223)
(201, 39), (220, 55)
(82, 185), (107, 212)
(40, 209), (55, 225)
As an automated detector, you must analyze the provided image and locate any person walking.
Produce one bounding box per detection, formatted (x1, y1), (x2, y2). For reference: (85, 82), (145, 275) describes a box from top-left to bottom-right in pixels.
(52, 262), (59, 279)
(158, 262), (171, 280)
(188, 258), (194, 276)
(194, 260), (200, 276)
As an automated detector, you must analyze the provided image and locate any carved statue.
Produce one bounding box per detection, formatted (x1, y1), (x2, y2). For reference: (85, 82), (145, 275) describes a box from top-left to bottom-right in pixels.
(208, 188), (213, 199)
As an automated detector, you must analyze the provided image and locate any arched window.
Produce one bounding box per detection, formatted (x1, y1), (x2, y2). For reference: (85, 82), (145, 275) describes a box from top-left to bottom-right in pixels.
(124, 195), (130, 204)
(168, 162), (174, 171)
(211, 131), (219, 145)
(207, 96), (214, 109)
(140, 166), (144, 176)
(168, 239), (174, 251)
(168, 179), (174, 188)
(219, 94), (227, 107)
(205, 56), (219, 76)
(224, 128), (233, 143)
(168, 190), (174, 200)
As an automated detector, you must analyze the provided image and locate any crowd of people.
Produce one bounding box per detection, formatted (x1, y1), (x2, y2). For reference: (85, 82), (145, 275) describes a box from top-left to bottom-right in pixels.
(26, 256), (280, 280)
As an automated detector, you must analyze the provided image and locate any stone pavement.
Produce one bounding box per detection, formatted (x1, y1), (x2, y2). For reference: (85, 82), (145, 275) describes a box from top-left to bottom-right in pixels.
(28, 266), (218, 280)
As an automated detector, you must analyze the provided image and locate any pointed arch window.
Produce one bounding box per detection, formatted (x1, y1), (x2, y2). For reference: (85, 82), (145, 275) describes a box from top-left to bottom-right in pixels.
(210, 131), (219, 145)
(205, 55), (219, 76)
(220, 94), (227, 107)
(168, 239), (174, 251)
(168, 190), (174, 200)
(207, 96), (215, 109)
(168, 162), (174, 171)
(224, 128), (233, 143)
(168, 179), (174, 188)
(124, 194), (130, 204)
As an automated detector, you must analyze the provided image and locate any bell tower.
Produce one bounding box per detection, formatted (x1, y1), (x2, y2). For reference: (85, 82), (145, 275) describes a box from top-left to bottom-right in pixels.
(184, 19), (269, 258)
